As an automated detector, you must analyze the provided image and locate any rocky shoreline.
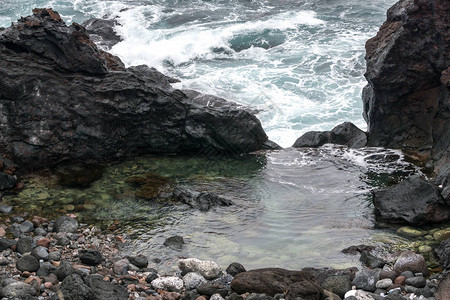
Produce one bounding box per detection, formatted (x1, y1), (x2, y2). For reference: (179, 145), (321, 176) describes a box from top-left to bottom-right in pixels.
(0, 0), (449, 299)
(0, 213), (449, 300)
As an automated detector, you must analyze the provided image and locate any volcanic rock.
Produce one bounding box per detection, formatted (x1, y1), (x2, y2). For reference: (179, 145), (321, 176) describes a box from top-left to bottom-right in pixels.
(373, 175), (450, 224)
(230, 268), (322, 298)
(0, 9), (269, 170)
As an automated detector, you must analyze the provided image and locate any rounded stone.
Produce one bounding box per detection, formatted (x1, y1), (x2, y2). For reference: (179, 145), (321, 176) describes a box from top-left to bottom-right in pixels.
(433, 229), (450, 242)
(54, 216), (79, 233)
(128, 255), (148, 268)
(16, 255), (40, 272)
(405, 276), (426, 288)
(19, 220), (35, 233)
(182, 272), (206, 290)
(16, 236), (33, 254)
(375, 278), (393, 289)
(397, 226), (427, 238)
(31, 246), (49, 261)
(151, 276), (184, 292)
(351, 269), (379, 292)
(418, 245), (432, 253)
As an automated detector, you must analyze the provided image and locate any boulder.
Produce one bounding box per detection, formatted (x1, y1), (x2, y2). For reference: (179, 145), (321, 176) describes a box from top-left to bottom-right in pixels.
(373, 175), (450, 224)
(285, 281), (323, 300)
(292, 131), (332, 148)
(393, 251), (427, 275)
(292, 122), (366, 149)
(172, 188), (233, 211)
(435, 238), (450, 268)
(230, 268), (322, 298)
(329, 122), (367, 148)
(179, 258), (222, 280)
(0, 9), (269, 170)
(362, 0), (449, 174)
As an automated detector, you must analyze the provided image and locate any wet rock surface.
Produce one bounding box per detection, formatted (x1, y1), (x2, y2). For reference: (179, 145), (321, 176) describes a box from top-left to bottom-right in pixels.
(373, 175), (450, 224)
(292, 122), (367, 148)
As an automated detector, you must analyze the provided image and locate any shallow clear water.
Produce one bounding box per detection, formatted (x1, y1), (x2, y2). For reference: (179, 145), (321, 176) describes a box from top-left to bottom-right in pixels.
(3, 146), (420, 272)
(0, 0), (397, 146)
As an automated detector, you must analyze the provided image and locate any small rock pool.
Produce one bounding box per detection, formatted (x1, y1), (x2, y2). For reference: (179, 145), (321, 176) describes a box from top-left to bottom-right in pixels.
(2, 145), (438, 273)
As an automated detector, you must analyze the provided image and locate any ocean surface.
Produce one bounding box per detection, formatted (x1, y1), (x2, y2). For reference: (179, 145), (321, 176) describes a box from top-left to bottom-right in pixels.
(0, 0), (397, 147)
(1, 0), (425, 272)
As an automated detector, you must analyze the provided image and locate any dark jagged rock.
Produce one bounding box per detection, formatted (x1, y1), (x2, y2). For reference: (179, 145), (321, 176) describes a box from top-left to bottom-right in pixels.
(79, 249), (102, 265)
(172, 187), (233, 211)
(0, 9), (269, 170)
(363, 0), (449, 173)
(292, 131), (332, 148)
(230, 268), (322, 298)
(292, 122), (366, 148)
(435, 238), (450, 269)
(373, 175), (450, 224)
(0, 173), (15, 191)
(81, 18), (122, 50)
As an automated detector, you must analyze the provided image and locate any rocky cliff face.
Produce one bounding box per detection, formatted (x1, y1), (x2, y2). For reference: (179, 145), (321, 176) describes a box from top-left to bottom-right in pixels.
(363, 0), (449, 176)
(0, 9), (269, 170)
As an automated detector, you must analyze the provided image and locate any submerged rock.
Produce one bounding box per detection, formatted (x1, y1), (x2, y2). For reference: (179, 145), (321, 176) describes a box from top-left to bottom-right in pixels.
(127, 173), (171, 200)
(292, 122), (366, 148)
(56, 165), (105, 188)
(172, 187), (233, 211)
(163, 235), (185, 250)
(373, 175), (450, 224)
(0, 8), (269, 170)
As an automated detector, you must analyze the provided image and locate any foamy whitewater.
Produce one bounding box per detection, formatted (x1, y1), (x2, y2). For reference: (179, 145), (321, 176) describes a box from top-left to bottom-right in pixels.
(0, 0), (397, 146)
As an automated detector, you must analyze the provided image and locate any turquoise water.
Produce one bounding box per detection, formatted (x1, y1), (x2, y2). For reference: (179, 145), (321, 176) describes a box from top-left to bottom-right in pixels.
(0, 0), (397, 146)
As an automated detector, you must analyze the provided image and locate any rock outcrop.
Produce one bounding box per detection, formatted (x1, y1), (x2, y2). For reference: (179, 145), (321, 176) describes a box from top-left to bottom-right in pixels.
(0, 9), (269, 170)
(373, 175), (450, 224)
(362, 0), (449, 174)
(292, 122), (367, 148)
(363, 0), (450, 224)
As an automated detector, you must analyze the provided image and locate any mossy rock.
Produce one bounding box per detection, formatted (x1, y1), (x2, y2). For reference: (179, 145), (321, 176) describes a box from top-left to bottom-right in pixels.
(126, 173), (171, 200)
(397, 226), (427, 238)
(56, 165), (105, 188)
(433, 229), (450, 242)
